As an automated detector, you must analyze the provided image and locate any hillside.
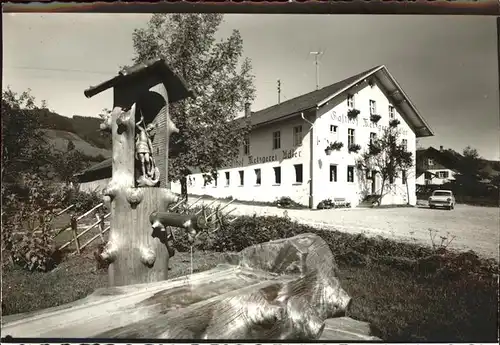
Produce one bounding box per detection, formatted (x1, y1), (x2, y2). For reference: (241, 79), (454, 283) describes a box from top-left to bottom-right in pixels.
(35, 108), (112, 151)
(42, 129), (112, 159)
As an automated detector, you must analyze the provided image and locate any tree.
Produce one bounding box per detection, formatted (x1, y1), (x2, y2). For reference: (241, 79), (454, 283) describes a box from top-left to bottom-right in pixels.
(132, 14), (256, 197)
(1, 88), (53, 183)
(461, 146), (483, 179)
(53, 150), (90, 186)
(67, 140), (76, 152)
(356, 127), (413, 206)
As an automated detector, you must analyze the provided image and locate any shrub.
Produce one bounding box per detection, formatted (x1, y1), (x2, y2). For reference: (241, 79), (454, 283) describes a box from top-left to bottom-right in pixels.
(317, 199), (335, 209)
(273, 196), (305, 209)
(1, 174), (65, 272)
(65, 188), (103, 213)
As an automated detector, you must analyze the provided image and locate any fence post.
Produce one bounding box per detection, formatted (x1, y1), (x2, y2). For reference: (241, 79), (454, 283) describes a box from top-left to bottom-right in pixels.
(71, 215), (80, 254)
(96, 210), (105, 243)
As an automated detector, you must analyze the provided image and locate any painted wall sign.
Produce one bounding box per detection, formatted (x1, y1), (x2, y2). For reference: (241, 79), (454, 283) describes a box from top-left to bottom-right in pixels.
(224, 148), (302, 168)
(330, 111), (408, 135)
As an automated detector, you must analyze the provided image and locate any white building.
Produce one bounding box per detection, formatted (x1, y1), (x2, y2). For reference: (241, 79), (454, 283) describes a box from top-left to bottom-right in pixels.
(171, 65), (434, 208)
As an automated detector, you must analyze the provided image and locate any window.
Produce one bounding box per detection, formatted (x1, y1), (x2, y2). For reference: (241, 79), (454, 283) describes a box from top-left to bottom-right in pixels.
(347, 166), (355, 183)
(274, 166), (281, 185)
(225, 172), (230, 186)
(329, 165), (337, 182)
(402, 139), (408, 152)
(428, 158), (434, 166)
(402, 171), (407, 184)
(369, 100), (376, 115)
(254, 168), (261, 185)
(389, 175), (394, 184)
(293, 125), (303, 147)
(238, 170), (244, 186)
(369, 132), (377, 145)
(348, 128), (355, 147)
(272, 131), (281, 150)
(214, 174), (218, 187)
(294, 164), (303, 183)
(424, 172), (432, 180)
(203, 174), (210, 187)
(437, 171), (449, 179)
(330, 125), (338, 140)
(389, 105), (395, 119)
(243, 135), (250, 155)
(347, 94), (355, 109)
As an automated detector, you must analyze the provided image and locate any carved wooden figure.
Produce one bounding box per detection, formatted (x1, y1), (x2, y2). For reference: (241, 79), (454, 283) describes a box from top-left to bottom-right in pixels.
(84, 58), (193, 286)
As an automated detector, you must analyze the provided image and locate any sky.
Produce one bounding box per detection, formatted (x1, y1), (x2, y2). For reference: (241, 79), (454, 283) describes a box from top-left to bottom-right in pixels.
(3, 13), (499, 160)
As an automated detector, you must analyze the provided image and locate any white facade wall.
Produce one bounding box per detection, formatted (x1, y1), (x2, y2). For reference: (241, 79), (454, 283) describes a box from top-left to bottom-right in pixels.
(172, 80), (418, 208)
(314, 79), (416, 207)
(172, 117), (311, 205)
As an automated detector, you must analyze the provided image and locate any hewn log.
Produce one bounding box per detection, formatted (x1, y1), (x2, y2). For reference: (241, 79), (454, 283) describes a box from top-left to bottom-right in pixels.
(0, 234), (379, 341)
(1, 265), (266, 337)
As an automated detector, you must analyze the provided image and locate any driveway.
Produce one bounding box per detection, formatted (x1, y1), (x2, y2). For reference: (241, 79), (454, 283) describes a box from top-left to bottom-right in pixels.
(187, 197), (499, 259)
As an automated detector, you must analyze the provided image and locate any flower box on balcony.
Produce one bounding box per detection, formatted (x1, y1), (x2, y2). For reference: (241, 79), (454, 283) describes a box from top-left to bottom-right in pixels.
(325, 141), (343, 155)
(348, 144), (361, 153)
(370, 114), (381, 123)
(347, 108), (360, 119)
(389, 119), (400, 127)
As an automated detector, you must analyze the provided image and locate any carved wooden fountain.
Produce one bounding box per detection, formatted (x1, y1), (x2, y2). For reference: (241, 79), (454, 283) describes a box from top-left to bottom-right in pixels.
(84, 58), (207, 287)
(1, 59), (379, 341)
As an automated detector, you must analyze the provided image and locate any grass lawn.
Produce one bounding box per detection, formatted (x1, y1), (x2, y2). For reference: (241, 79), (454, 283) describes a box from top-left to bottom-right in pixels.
(2, 246), (497, 342)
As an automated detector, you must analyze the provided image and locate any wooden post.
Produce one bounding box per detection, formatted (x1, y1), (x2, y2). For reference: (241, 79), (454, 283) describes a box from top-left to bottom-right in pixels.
(70, 215), (80, 254)
(99, 83), (178, 287)
(84, 59), (193, 287)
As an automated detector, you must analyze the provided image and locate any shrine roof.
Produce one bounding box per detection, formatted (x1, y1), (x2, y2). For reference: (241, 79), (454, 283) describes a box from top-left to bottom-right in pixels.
(84, 58), (194, 104)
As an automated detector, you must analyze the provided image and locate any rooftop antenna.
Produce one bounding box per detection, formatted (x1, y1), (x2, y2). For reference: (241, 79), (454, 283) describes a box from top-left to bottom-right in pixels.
(310, 51), (323, 90)
(277, 79), (281, 104)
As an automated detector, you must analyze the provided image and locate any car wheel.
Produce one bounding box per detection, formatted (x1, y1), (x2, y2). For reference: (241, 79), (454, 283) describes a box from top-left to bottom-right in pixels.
(429, 205), (435, 209)
(450, 204), (454, 210)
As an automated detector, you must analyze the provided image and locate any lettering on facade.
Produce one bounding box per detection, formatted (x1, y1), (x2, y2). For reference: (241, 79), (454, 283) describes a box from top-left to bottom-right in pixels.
(330, 111), (408, 136)
(248, 154), (278, 165)
(225, 148), (302, 168)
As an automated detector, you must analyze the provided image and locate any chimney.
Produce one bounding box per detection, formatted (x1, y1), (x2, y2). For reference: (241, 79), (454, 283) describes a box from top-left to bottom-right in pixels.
(244, 102), (251, 118)
(440, 145), (444, 152)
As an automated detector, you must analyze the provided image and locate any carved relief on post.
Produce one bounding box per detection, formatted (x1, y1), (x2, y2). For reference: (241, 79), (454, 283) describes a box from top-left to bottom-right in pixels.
(135, 113), (160, 187)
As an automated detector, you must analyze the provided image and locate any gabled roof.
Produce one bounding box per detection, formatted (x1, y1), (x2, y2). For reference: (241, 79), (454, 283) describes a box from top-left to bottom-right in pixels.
(246, 65), (434, 138)
(248, 66), (381, 127)
(84, 58), (194, 104)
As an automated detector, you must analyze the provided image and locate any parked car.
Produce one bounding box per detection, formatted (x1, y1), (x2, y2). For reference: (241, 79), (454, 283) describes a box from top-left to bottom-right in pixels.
(428, 190), (455, 210)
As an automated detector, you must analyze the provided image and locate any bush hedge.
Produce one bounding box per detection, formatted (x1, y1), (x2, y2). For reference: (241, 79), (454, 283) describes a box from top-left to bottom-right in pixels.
(172, 209), (498, 280)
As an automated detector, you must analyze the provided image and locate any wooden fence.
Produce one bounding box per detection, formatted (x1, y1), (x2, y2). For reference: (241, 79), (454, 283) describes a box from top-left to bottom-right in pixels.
(47, 196), (235, 255)
(58, 203), (110, 254)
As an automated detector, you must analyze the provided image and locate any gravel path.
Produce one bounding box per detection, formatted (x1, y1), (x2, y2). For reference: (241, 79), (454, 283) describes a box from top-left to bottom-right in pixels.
(188, 197), (499, 259)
